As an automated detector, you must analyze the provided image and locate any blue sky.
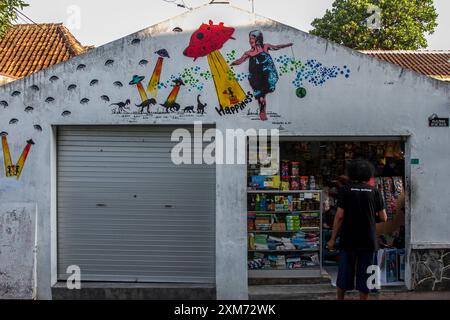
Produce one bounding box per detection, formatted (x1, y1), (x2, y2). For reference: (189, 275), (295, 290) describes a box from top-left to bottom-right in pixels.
(20, 0), (450, 49)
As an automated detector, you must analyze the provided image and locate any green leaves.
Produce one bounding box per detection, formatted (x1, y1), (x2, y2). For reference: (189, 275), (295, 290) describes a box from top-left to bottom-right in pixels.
(0, 0), (29, 38)
(310, 0), (438, 50)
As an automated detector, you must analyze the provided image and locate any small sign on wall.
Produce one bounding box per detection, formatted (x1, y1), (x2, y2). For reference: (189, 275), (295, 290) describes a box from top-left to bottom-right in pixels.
(428, 114), (449, 127)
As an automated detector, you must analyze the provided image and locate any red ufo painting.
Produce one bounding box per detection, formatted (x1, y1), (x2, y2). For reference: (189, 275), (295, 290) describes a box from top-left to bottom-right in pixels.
(184, 20), (246, 108)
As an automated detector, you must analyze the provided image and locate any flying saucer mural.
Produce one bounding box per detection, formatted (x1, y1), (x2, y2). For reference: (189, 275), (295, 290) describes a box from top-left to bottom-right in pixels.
(184, 20), (246, 109)
(120, 20), (351, 121)
(1, 132), (34, 179)
(147, 49), (170, 98)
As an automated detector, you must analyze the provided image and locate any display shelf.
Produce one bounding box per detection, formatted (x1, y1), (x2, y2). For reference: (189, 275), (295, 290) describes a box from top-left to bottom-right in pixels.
(247, 188), (323, 278)
(248, 229), (320, 233)
(248, 269), (322, 278)
(248, 249), (319, 253)
(249, 210), (321, 214)
(248, 190), (320, 194)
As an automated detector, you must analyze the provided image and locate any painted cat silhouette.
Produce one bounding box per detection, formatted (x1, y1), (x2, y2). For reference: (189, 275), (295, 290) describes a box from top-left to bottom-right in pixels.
(197, 95), (207, 114)
(183, 105), (195, 113)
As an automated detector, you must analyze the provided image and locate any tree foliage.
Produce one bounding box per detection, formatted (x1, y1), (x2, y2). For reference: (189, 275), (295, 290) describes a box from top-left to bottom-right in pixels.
(0, 0), (29, 37)
(310, 0), (438, 50)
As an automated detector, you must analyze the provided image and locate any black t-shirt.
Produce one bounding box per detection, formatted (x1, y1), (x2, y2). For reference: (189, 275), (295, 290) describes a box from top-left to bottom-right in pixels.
(337, 182), (385, 251)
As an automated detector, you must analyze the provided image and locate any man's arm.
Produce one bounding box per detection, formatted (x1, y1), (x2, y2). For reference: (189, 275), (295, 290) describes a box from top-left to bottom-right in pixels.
(376, 209), (388, 223)
(328, 207), (344, 250)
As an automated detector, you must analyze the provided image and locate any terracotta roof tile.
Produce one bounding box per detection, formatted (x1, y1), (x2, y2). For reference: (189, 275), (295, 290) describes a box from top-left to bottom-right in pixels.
(361, 50), (450, 81)
(0, 23), (90, 79)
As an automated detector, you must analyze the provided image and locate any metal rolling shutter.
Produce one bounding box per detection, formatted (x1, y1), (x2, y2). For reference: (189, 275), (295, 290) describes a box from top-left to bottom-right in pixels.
(57, 126), (216, 283)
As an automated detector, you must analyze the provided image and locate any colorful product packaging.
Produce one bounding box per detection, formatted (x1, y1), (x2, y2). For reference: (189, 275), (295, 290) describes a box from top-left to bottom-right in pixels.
(290, 176), (300, 190)
(281, 160), (290, 177)
(291, 162), (300, 176)
(250, 175), (280, 190)
(281, 176), (290, 190)
(300, 176), (309, 190)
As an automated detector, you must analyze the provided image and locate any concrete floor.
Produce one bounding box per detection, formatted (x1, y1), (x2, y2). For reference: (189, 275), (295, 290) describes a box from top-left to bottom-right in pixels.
(249, 267), (449, 300)
(249, 284), (450, 300)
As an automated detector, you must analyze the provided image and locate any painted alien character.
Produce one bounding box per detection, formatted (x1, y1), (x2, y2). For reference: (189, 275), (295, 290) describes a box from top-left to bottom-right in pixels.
(231, 31), (292, 121)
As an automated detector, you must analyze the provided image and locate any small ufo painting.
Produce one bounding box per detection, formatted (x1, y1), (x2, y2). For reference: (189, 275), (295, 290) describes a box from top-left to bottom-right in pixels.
(101, 95), (110, 102)
(184, 20), (246, 108)
(129, 75), (147, 103)
(147, 49), (170, 98)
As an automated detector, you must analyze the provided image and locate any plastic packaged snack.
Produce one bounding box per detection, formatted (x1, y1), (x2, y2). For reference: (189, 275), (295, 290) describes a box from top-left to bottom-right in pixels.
(281, 160), (290, 177)
(281, 176), (290, 190)
(290, 176), (300, 190)
(300, 176), (309, 190)
(291, 162), (300, 176)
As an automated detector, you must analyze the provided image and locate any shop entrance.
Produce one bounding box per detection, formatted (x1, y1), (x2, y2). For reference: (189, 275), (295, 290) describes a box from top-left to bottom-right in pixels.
(247, 137), (407, 287)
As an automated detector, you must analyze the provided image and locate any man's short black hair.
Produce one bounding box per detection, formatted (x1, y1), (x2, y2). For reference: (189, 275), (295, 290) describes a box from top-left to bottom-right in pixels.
(346, 159), (375, 182)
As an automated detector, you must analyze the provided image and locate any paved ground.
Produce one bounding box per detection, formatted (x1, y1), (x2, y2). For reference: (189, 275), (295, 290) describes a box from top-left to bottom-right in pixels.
(249, 284), (450, 300)
(327, 290), (450, 300)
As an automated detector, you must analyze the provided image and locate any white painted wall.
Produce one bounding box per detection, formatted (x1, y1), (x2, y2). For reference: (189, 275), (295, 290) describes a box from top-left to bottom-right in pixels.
(0, 202), (37, 299)
(0, 4), (449, 299)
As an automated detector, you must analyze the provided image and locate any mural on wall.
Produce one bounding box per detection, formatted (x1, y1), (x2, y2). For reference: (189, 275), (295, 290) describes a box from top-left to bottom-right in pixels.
(101, 20), (353, 123)
(184, 20), (247, 109)
(1, 132), (34, 179)
(148, 49), (170, 98)
(0, 20), (352, 126)
(231, 30), (292, 121)
(160, 79), (184, 112)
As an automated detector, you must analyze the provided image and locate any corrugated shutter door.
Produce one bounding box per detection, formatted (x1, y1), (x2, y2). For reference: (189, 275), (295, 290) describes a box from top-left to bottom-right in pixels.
(57, 126), (215, 283)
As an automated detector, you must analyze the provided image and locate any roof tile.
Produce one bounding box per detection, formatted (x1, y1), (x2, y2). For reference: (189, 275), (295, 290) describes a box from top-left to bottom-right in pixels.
(361, 50), (450, 81)
(0, 23), (90, 79)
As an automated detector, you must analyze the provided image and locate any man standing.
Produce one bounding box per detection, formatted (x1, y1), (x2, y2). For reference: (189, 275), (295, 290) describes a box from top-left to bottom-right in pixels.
(327, 159), (387, 300)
